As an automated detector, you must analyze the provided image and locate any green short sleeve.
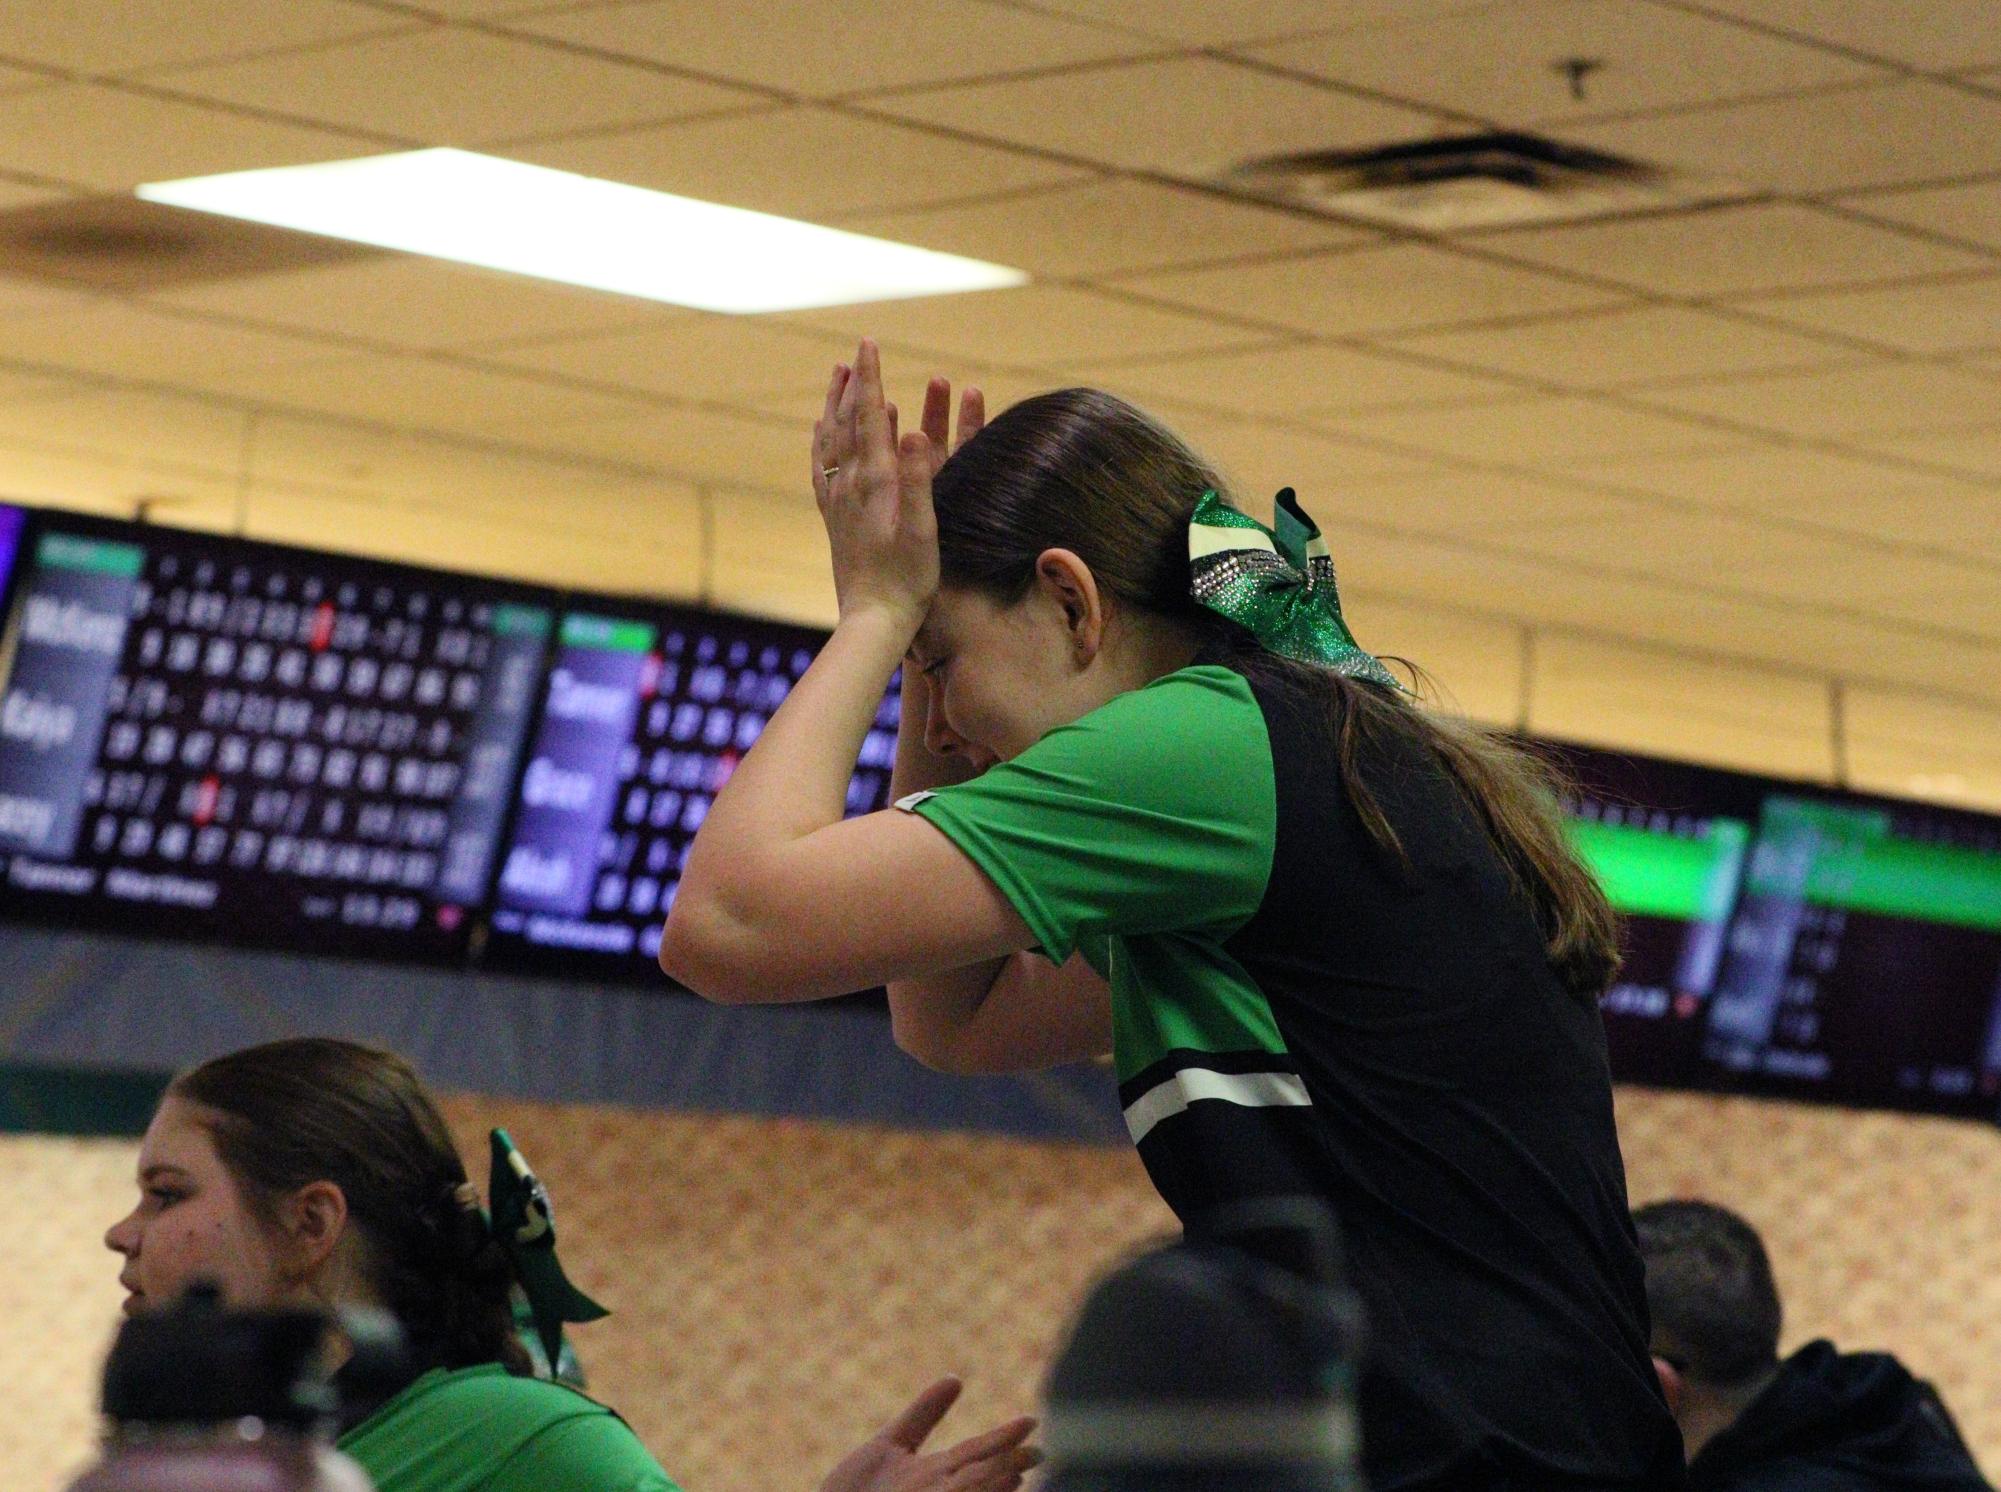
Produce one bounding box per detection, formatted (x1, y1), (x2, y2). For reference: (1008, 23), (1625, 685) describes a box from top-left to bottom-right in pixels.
(340, 1364), (681, 1492)
(907, 666), (1276, 963)
(487, 1416), (682, 1492)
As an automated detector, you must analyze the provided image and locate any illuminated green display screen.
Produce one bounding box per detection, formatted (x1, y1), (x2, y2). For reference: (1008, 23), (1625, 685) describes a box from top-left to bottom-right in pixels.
(1568, 819), (1748, 922)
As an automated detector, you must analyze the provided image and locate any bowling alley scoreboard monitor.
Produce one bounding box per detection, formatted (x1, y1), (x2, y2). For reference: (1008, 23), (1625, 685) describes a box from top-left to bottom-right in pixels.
(0, 500), (1995, 1120)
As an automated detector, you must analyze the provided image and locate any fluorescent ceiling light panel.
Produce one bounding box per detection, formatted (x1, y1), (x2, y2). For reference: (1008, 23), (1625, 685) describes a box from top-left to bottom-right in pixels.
(137, 148), (1027, 313)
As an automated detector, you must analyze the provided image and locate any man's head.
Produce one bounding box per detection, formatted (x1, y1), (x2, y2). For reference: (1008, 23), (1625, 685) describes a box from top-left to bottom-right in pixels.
(1632, 1200), (1784, 1456)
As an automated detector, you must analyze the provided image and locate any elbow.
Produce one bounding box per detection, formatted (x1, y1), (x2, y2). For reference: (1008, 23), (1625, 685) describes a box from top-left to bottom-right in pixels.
(889, 1000), (1001, 1076)
(658, 896), (778, 1005)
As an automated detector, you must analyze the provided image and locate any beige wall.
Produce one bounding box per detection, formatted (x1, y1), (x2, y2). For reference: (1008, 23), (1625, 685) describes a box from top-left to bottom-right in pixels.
(7, 1088), (1996, 1491)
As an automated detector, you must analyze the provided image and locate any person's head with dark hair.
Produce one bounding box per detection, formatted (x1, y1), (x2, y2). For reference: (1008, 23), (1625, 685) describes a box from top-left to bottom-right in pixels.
(105, 1037), (528, 1376)
(922, 386), (1621, 1000)
(1632, 1199), (1783, 1457)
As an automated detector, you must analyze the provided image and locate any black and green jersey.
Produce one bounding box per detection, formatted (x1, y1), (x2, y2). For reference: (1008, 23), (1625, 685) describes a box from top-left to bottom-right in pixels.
(908, 665), (1682, 1492)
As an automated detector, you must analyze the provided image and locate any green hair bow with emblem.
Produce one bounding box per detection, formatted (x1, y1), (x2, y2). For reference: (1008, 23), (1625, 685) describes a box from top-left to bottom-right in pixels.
(1187, 488), (1399, 689)
(488, 1128), (609, 1371)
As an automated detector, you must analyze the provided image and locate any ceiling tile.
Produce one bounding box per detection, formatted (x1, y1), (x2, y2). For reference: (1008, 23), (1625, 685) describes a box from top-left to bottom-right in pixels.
(1325, 394), (1745, 468)
(867, 55), (1445, 178)
(509, 0), (1146, 99)
(1838, 176), (2001, 253)
(1677, 0), (2001, 73)
(0, 60), (58, 96)
(1528, 632), (1837, 778)
(1556, 445), (2001, 556)
(1142, 409), (1445, 496)
(0, 385), (249, 474)
(784, 283), (1260, 365)
(1017, 0), (1480, 47)
(0, 175), (71, 213)
(1276, 526), (1861, 683)
(538, 403), (814, 496)
(0, 302), (348, 386)
(1845, 688), (2001, 813)
(0, 366), (94, 407)
(375, 0), (578, 16)
(1125, 242), (1627, 337)
(1564, 79), (2001, 197)
(0, 82), (374, 191)
(838, 178), (1371, 279)
(1837, 563), (2001, 639)
(1388, 304), (1861, 389)
(1849, 421), (2001, 481)
(1737, 273), (2001, 355)
(1310, 469), (1663, 535)
(471, 314), (860, 404)
(0, 278), (108, 323)
(242, 475), (708, 597)
(709, 491), (839, 624)
(1244, 0), (1875, 126)
(1483, 201), (1994, 299)
(147, 258), (679, 354)
(1632, 361), (2001, 440)
(514, 106), (1084, 221)
(0, 443), (242, 526)
(1066, 338), (1523, 417)
(1334, 593), (1526, 724)
(0, 2), (403, 77)
(197, 352), (664, 439)
(1486, 505), (1994, 605)
(151, 26), (755, 147)
(237, 411), (632, 498)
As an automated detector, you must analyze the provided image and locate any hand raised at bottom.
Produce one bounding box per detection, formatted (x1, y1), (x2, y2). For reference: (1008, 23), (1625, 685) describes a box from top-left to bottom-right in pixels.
(817, 1377), (1040, 1492)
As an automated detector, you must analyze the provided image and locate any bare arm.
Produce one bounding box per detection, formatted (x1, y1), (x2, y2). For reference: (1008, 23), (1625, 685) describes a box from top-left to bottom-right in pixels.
(889, 949), (1112, 1075)
(660, 348), (1040, 1006)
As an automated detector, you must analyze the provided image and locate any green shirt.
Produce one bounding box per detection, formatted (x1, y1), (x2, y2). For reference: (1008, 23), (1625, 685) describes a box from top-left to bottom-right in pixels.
(907, 663), (1281, 1091)
(339, 1364), (681, 1492)
(907, 663), (1683, 1491)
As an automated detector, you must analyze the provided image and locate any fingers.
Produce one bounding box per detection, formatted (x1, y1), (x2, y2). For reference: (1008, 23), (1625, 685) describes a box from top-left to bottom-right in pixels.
(921, 377), (952, 452)
(880, 1376), (964, 1452)
(822, 361), (850, 428)
(850, 338), (890, 463)
(956, 386), (985, 451)
(887, 401), (899, 452)
(946, 1443), (1042, 1492)
(815, 362), (853, 501)
(936, 1416), (1036, 1473)
(898, 430), (935, 504)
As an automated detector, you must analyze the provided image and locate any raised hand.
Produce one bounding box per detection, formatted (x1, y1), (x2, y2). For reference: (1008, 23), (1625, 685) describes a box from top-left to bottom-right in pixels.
(817, 1377), (1040, 1492)
(918, 376), (986, 479)
(814, 340), (943, 628)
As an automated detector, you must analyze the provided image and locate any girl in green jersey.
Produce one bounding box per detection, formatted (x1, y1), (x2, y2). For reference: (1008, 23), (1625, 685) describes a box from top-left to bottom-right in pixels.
(105, 1036), (1038, 1492)
(659, 342), (1683, 1491)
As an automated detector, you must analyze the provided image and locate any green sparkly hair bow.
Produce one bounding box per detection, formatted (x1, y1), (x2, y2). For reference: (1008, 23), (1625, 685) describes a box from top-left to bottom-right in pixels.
(1187, 488), (1399, 688)
(488, 1129), (609, 1371)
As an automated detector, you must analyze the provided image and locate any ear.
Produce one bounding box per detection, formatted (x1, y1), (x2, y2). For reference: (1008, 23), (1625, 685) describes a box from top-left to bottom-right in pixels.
(1032, 548), (1105, 667)
(1652, 1354), (1686, 1418)
(277, 1180), (350, 1282)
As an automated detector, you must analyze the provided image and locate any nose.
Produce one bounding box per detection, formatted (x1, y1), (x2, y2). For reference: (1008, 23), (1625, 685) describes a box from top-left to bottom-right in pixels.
(923, 689), (967, 760)
(105, 1209), (140, 1257)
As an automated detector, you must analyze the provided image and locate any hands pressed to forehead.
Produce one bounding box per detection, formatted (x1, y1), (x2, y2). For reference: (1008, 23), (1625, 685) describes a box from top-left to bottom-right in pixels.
(810, 339), (987, 629)
(811, 339), (985, 504)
